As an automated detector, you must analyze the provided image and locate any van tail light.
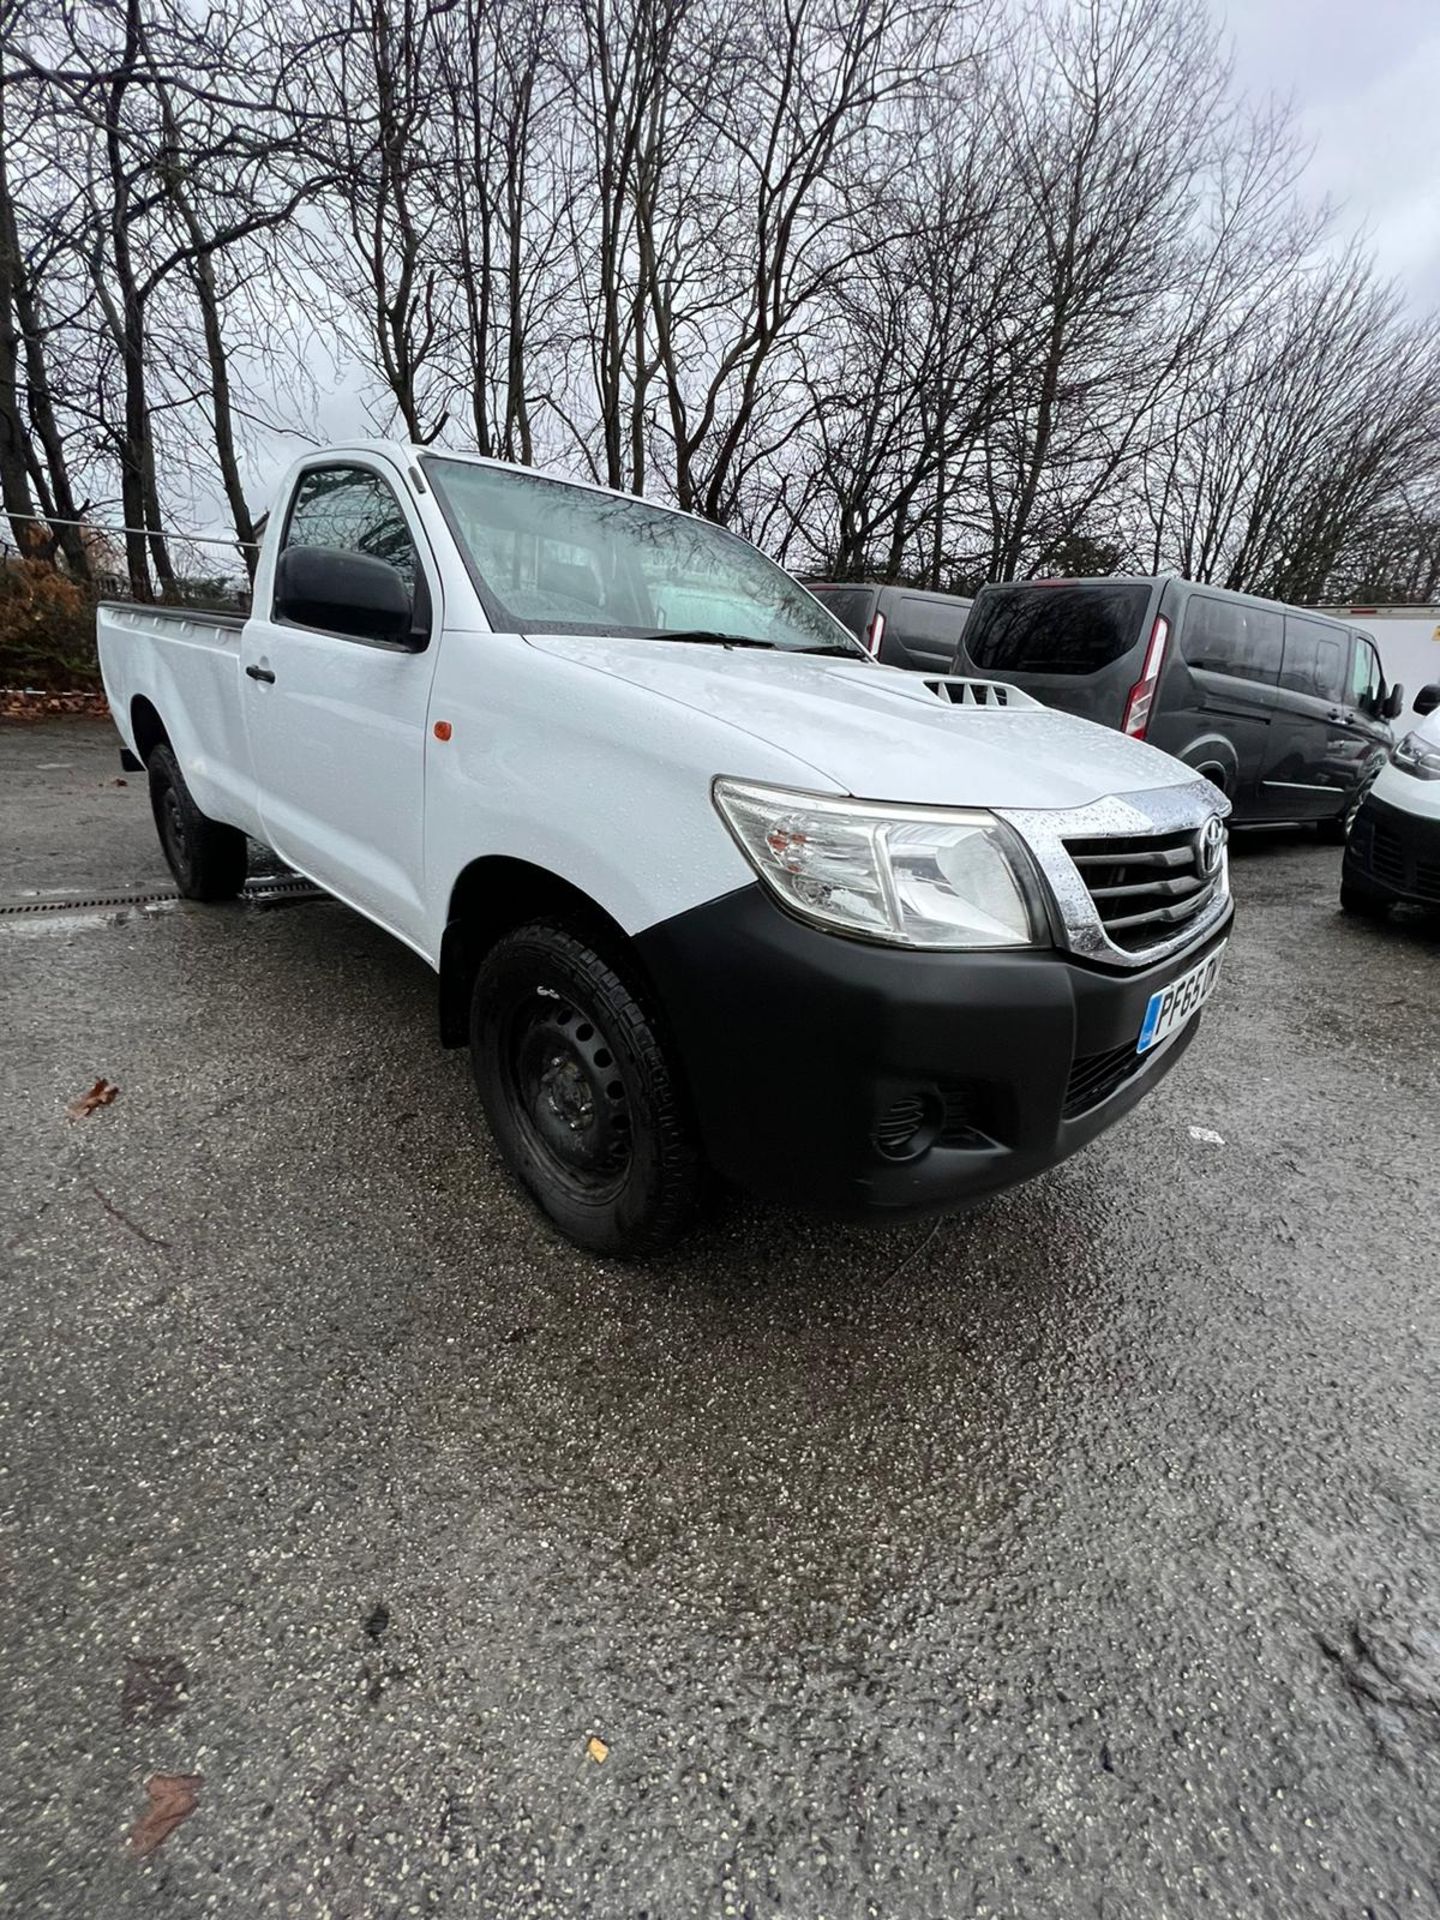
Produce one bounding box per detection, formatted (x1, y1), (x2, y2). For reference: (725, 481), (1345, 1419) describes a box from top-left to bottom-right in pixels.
(1122, 615), (1170, 739)
(866, 610), (886, 658)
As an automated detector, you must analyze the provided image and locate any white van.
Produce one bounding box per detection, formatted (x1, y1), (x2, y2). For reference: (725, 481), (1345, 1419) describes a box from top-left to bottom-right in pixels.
(1341, 684), (1440, 917)
(98, 443), (1232, 1253)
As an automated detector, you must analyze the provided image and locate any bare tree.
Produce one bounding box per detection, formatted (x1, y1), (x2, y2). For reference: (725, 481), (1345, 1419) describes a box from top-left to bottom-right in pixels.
(2, 0), (1438, 631)
(433, 0), (570, 464)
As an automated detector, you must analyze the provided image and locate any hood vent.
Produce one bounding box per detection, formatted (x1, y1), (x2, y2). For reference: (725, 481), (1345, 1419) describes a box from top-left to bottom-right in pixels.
(922, 677), (1038, 710)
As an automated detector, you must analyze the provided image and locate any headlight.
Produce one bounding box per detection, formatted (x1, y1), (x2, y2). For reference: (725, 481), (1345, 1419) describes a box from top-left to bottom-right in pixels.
(1392, 731), (1440, 780)
(712, 778), (1048, 948)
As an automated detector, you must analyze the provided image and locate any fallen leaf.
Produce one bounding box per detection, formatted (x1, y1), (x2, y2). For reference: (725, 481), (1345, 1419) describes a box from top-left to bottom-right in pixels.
(130, 1772), (203, 1857)
(67, 1077), (119, 1121)
(0, 687), (110, 721)
(586, 1736), (609, 1765)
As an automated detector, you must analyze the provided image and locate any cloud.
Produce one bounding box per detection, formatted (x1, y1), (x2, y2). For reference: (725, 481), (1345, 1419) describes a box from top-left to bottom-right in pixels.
(1226, 1), (1440, 307)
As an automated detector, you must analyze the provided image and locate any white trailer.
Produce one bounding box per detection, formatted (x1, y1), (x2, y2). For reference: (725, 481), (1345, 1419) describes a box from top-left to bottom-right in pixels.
(1314, 606), (1440, 714)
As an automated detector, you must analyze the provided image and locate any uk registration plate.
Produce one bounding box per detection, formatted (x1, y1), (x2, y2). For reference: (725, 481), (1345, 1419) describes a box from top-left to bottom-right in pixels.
(1136, 943), (1226, 1055)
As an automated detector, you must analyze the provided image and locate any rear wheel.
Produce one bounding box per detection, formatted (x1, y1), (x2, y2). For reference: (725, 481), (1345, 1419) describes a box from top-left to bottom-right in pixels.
(1340, 876), (1391, 919)
(469, 920), (702, 1255)
(148, 743), (248, 900)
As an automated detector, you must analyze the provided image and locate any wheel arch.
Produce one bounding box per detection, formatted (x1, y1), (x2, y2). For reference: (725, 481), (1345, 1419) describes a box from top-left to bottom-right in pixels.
(129, 695), (170, 766)
(1175, 732), (1240, 800)
(438, 855), (653, 1048)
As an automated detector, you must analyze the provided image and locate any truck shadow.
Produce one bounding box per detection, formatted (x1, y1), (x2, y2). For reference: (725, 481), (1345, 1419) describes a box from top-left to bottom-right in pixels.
(156, 889), (1228, 1647)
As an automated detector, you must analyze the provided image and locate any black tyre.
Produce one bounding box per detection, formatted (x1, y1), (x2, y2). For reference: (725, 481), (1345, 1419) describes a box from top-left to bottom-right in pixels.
(1318, 783), (1371, 845)
(148, 743), (248, 900)
(1340, 876), (1391, 919)
(470, 920), (702, 1255)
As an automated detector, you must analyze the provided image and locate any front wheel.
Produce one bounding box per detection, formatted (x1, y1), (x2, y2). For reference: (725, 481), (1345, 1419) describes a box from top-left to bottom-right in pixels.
(469, 921), (702, 1256)
(148, 743), (248, 900)
(1318, 782), (1373, 845)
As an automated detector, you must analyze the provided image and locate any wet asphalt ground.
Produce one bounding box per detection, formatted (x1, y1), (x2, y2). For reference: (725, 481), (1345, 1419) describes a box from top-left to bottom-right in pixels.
(1, 717), (1438, 1920)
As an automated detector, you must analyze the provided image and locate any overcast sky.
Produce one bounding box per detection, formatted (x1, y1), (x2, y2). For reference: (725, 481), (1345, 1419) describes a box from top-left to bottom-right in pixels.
(1225, 0), (1440, 307)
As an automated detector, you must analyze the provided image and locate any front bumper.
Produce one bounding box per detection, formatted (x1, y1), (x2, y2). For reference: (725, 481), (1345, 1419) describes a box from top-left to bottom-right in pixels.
(635, 886), (1233, 1220)
(1344, 793), (1440, 906)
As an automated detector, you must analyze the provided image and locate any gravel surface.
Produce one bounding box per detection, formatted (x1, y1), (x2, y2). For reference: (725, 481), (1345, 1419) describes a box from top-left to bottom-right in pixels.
(2, 718), (1438, 1919)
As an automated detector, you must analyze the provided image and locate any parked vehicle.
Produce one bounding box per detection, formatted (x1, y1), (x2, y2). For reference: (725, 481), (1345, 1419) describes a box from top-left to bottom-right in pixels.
(1312, 604), (1440, 724)
(1341, 684), (1440, 917)
(805, 581), (973, 673)
(955, 577), (1405, 834)
(99, 445), (1232, 1255)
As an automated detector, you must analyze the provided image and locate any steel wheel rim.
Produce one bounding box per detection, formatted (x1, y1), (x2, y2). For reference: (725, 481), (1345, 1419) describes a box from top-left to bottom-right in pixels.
(502, 990), (632, 1200)
(161, 785), (191, 878)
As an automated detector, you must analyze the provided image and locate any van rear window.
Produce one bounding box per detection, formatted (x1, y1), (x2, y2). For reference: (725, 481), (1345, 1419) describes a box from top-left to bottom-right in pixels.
(965, 582), (1153, 675)
(808, 586), (875, 639)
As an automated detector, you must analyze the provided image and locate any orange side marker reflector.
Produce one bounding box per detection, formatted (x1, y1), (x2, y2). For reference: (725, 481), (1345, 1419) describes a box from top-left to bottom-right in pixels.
(433, 721), (453, 742)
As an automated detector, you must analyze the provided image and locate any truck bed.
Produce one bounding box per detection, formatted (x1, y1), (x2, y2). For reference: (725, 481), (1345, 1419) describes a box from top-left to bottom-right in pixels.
(97, 602), (262, 841)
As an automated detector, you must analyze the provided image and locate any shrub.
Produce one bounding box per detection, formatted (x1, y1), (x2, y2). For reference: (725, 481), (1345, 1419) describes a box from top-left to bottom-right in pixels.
(0, 558), (100, 690)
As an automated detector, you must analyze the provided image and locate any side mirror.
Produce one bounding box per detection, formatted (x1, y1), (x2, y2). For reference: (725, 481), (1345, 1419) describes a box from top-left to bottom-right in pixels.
(1413, 683), (1440, 718)
(274, 545), (415, 644)
(1382, 682), (1406, 721)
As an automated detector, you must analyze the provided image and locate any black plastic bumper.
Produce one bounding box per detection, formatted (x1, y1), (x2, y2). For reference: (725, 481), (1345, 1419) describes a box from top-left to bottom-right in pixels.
(1344, 792), (1440, 905)
(635, 886), (1233, 1220)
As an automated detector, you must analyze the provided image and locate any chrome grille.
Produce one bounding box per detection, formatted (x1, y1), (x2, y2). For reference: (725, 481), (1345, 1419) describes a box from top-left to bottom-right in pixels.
(1062, 825), (1224, 955)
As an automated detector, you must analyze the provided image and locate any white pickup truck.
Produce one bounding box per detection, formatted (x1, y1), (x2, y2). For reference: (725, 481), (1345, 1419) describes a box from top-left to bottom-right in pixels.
(99, 443), (1233, 1253)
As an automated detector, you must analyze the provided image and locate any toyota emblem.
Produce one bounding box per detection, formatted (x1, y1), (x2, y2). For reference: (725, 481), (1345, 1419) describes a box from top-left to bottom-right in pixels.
(1198, 815), (1226, 875)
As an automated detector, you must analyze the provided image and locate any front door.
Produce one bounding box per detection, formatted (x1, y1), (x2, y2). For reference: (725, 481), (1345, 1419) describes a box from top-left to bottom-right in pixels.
(1337, 632), (1395, 804)
(239, 458), (441, 950)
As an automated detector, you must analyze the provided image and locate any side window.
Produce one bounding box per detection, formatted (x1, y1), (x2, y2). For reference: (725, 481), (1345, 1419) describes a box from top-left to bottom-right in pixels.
(282, 465), (419, 599)
(1349, 635), (1383, 710)
(891, 596), (968, 650)
(1280, 616), (1347, 704)
(1180, 596), (1281, 684)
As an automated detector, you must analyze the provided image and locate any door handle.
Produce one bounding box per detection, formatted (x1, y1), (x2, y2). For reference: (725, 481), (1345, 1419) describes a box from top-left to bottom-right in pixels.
(245, 664), (276, 684)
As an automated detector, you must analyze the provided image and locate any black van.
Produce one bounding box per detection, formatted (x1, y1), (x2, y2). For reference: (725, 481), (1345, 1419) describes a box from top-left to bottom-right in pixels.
(955, 576), (1405, 832)
(806, 581), (973, 674)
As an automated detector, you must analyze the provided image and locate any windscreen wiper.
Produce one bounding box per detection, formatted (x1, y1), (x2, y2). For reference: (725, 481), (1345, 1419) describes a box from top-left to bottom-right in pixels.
(639, 629), (778, 648)
(639, 630), (863, 656)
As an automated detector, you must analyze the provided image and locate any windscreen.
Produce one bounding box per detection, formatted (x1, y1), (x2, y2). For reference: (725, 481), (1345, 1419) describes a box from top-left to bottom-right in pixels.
(424, 456), (865, 654)
(965, 582), (1153, 675)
